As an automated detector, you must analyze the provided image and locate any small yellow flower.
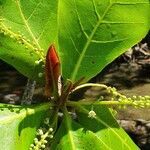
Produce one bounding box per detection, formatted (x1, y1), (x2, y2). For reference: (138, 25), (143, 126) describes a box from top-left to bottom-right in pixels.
(88, 110), (96, 119)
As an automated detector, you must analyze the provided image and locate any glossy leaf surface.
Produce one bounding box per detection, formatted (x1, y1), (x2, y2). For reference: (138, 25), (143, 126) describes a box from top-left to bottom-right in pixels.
(51, 106), (138, 150)
(0, 103), (50, 150)
(0, 0), (149, 82)
(76, 105), (138, 150)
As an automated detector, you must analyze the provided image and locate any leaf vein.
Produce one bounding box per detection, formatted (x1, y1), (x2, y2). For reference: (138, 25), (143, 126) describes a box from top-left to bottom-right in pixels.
(102, 21), (145, 24)
(26, 1), (42, 21)
(89, 130), (113, 150)
(74, 0), (89, 39)
(113, 2), (149, 5)
(69, 35), (80, 55)
(71, 0), (112, 81)
(79, 106), (132, 150)
(37, 16), (53, 41)
(91, 38), (128, 43)
(92, 0), (101, 20)
(15, 0), (42, 50)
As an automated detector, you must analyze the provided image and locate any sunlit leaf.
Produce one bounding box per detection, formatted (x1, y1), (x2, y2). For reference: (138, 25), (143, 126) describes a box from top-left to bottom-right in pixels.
(0, 103), (50, 150)
(76, 105), (138, 150)
(0, 0), (149, 82)
(51, 105), (138, 150)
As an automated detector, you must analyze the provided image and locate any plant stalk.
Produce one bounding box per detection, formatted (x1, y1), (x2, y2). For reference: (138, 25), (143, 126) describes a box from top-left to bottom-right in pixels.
(71, 83), (108, 93)
(21, 79), (36, 105)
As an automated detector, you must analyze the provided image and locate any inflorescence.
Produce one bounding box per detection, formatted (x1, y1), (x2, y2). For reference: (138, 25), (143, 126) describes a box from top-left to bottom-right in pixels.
(88, 110), (97, 119)
(0, 21), (45, 62)
(68, 83), (150, 110)
(29, 118), (53, 150)
(106, 86), (150, 109)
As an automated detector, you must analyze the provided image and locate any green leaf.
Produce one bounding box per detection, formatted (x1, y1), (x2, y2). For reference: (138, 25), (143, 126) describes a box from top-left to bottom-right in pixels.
(51, 109), (111, 150)
(0, 0), (58, 82)
(58, 0), (150, 82)
(0, 103), (50, 150)
(76, 105), (139, 150)
(51, 106), (138, 150)
(0, 0), (149, 82)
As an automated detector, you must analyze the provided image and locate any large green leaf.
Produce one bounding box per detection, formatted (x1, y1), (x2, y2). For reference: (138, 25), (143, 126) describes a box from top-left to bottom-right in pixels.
(0, 103), (50, 150)
(0, 0), (149, 82)
(0, 0), (58, 82)
(58, 0), (150, 82)
(76, 105), (138, 150)
(51, 106), (138, 150)
(51, 110), (111, 150)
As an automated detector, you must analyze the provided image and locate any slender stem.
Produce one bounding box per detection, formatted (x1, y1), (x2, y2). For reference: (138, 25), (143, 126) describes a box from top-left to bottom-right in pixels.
(49, 107), (59, 128)
(72, 83), (108, 93)
(62, 106), (72, 124)
(62, 106), (69, 116)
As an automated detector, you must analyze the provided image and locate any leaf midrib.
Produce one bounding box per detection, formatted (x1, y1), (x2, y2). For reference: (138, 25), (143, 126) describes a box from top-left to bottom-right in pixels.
(65, 112), (76, 150)
(70, 0), (113, 81)
(15, 0), (41, 50)
(64, 112), (112, 150)
(78, 105), (132, 150)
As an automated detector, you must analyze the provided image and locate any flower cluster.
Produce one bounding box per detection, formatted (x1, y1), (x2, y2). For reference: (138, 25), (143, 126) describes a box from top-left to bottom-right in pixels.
(130, 95), (150, 108)
(29, 118), (54, 150)
(105, 86), (150, 109)
(0, 21), (45, 61)
(88, 110), (96, 119)
(29, 127), (53, 150)
(107, 87), (118, 97)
